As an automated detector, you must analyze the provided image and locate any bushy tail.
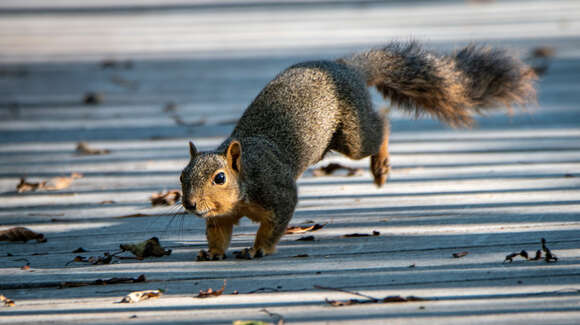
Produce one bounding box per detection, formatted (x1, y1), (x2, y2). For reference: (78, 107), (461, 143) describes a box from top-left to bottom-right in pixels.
(339, 42), (537, 127)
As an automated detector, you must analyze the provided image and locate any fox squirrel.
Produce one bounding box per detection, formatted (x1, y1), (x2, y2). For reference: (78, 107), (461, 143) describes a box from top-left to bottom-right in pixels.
(180, 42), (536, 260)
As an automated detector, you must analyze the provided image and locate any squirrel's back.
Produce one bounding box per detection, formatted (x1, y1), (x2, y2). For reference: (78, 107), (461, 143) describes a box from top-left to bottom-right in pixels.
(230, 60), (372, 176)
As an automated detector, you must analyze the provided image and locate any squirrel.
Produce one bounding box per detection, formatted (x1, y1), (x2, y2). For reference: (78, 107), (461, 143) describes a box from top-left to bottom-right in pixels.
(180, 41), (536, 260)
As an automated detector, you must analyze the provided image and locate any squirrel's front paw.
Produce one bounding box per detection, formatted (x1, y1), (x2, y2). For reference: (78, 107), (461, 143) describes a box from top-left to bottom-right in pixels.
(233, 247), (264, 260)
(196, 249), (226, 261)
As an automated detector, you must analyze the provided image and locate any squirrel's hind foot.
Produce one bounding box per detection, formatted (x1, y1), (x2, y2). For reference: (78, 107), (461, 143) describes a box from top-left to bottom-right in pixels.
(233, 247), (264, 260)
(196, 249), (226, 261)
(371, 156), (390, 188)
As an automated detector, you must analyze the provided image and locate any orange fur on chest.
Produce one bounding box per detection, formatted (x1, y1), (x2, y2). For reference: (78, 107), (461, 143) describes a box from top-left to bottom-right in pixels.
(234, 201), (274, 224)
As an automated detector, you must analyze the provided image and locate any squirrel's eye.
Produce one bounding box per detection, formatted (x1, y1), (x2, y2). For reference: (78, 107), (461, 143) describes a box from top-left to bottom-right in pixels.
(213, 172), (226, 185)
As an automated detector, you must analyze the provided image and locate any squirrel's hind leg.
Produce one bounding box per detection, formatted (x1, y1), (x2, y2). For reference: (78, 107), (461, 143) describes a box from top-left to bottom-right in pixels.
(330, 105), (390, 186)
(371, 128), (391, 187)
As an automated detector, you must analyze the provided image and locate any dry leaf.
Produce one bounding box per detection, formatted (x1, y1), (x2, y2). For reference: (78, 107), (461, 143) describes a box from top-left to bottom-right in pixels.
(1, 294), (15, 307)
(83, 92), (103, 105)
(316, 285), (427, 307)
(503, 238), (558, 263)
(452, 251), (469, 258)
(101, 59), (133, 69)
(16, 178), (44, 192)
(76, 142), (110, 155)
(530, 46), (556, 59)
(163, 102), (177, 112)
(119, 289), (163, 303)
(0, 227), (46, 243)
(528, 46), (556, 76)
(17, 173), (82, 192)
(342, 231), (380, 238)
(43, 173), (83, 191)
(150, 190), (181, 206)
(120, 237), (172, 259)
(312, 163), (363, 177)
(285, 223), (325, 235)
(67, 252), (113, 265)
(325, 295), (426, 307)
(196, 280), (226, 298)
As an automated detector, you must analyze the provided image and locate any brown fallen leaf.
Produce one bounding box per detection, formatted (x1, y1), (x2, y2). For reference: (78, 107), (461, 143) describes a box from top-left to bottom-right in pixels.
(16, 178), (44, 193)
(99, 200), (116, 205)
(17, 173), (82, 193)
(1, 294), (15, 307)
(528, 46), (556, 76)
(452, 251), (469, 258)
(503, 238), (558, 263)
(150, 190), (181, 206)
(316, 285), (427, 307)
(342, 231), (380, 238)
(101, 59), (133, 69)
(67, 252), (113, 266)
(196, 280), (226, 298)
(43, 173), (83, 191)
(59, 274), (146, 289)
(0, 227), (46, 243)
(75, 142), (111, 155)
(119, 289), (163, 303)
(163, 102), (177, 112)
(20, 264), (30, 271)
(312, 163), (363, 177)
(83, 92), (103, 105)
(530, 46), (556, 59)
(120, 237), (172, 259)
(285, 223), (325, 235)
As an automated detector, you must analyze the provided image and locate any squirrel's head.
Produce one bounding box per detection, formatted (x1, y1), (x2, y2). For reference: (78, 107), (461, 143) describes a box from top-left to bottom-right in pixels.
(180, 140), (242, 218)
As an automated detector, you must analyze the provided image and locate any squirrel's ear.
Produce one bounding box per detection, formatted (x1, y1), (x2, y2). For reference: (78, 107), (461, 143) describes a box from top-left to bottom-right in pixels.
(226, 140), (242, 173)
(188, 141), (198, 158)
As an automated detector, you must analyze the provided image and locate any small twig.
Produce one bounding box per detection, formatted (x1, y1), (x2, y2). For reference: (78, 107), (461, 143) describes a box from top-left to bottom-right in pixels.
(314, 285), (379, 302)
(247, 287), (281, 294)
(261, 308), (285, 325)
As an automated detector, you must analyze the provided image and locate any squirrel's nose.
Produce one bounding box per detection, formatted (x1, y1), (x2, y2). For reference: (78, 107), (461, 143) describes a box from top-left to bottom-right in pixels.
(183, 200), (196, 211)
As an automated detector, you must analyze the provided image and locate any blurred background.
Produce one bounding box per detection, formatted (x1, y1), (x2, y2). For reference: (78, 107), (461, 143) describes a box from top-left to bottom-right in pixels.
(1, 0), (579, 145)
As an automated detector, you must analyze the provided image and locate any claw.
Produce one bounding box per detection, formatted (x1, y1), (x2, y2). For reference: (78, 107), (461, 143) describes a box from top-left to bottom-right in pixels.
(196, 249), (225, 261)
(234, 247), (264, 260)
